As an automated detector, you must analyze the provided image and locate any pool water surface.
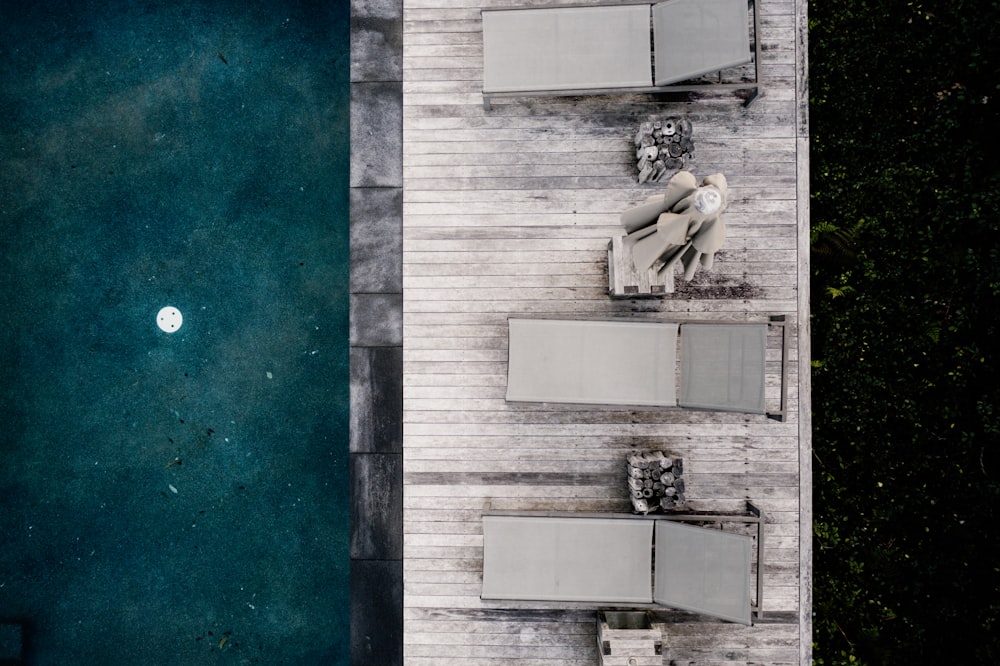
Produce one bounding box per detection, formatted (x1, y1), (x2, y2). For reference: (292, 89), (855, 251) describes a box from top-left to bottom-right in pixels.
(1, 1), (351, 663)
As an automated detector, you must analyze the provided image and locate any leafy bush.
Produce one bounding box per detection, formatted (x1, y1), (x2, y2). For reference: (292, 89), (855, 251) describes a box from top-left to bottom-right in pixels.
(810, 0), (1000, 663)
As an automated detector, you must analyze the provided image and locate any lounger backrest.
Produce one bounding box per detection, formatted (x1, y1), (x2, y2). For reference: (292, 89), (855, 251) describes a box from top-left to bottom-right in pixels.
(652, 0), (753, 86)
(653, 520), (753, 624)
(678, 323), (767, 414)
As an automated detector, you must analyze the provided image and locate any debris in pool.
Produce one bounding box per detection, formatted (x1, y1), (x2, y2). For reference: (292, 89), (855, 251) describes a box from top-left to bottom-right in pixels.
(165, 457), (182, 468)
(266, 371), (273, 379)
(168, 484), (178, 494)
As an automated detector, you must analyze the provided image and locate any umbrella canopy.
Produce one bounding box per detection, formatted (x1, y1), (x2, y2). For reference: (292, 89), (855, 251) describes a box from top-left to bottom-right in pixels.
(625, 171), (728, 280)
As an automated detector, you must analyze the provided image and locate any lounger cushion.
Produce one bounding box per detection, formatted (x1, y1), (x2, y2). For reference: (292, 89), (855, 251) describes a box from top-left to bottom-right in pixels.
(679, 324), (766, 413)
(506, 319), (678, 406)
(654, 520), (753, 624)
(652, 0), (752, 86)
(481, 515), (654, 603)
(482, 5), (652, 93)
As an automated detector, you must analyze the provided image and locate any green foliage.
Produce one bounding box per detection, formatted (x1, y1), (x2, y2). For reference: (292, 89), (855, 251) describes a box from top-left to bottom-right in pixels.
(810, 0), (1000, 663)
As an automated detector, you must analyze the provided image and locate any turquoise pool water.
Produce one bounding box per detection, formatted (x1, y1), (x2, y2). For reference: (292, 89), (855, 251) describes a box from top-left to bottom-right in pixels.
(0, 1), (351, 662)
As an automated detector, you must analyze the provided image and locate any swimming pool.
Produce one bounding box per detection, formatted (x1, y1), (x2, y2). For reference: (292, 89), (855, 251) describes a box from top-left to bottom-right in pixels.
(0, 1), (351, 662)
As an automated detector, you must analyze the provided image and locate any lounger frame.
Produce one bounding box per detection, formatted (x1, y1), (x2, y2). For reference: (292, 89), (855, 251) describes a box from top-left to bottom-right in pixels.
(481, 0), (762, 110)
(481, 501), (765, 623)
(506, 315), (789, 421)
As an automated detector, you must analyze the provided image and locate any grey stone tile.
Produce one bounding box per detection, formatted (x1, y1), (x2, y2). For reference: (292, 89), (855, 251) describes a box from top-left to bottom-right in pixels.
(350, 346), (403, 454)
(350, 559), (402, 666)
(352, 0), (402, 20)
(351, 17), (402, 82)
(350, 187), (402, 293)
(349, 3), (403, 663)
(350, 454), (403, 559)
(350, 293), (402, 346)
(350, 82), (403, 187)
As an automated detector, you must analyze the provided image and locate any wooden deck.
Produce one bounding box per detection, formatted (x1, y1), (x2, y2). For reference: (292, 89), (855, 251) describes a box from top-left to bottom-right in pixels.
(401, 0), (811, 663)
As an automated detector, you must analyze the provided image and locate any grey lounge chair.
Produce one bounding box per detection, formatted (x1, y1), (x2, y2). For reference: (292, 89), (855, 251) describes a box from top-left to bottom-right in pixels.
(481, 0), (762, 110)
(481, 504), (764, 624)
(505, 316), (788, 420)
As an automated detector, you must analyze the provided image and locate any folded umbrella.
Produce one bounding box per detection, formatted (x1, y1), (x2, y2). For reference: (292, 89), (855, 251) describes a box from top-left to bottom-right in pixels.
(625, 171), (729, 277)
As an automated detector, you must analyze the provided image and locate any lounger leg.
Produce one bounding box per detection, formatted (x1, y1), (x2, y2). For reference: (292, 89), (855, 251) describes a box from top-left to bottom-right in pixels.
(767, 315), (788, 421)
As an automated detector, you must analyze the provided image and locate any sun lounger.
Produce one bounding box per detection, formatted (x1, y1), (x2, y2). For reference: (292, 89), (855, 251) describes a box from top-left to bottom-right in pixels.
(506, 316), (787, 420)
(481, 504), (764, 624)
(481, 0), (761, 109)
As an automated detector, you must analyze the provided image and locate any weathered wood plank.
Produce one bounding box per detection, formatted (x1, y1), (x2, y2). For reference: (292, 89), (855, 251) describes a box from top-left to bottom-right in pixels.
(401, 0), (810, 660)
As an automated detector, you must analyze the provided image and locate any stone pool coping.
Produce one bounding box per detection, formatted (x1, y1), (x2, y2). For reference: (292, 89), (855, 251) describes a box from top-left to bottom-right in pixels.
(349, 0), (404, 664)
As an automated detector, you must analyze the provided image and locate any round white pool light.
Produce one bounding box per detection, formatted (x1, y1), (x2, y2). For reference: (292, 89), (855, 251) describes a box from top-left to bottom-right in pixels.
(157, 306), (183, 333)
